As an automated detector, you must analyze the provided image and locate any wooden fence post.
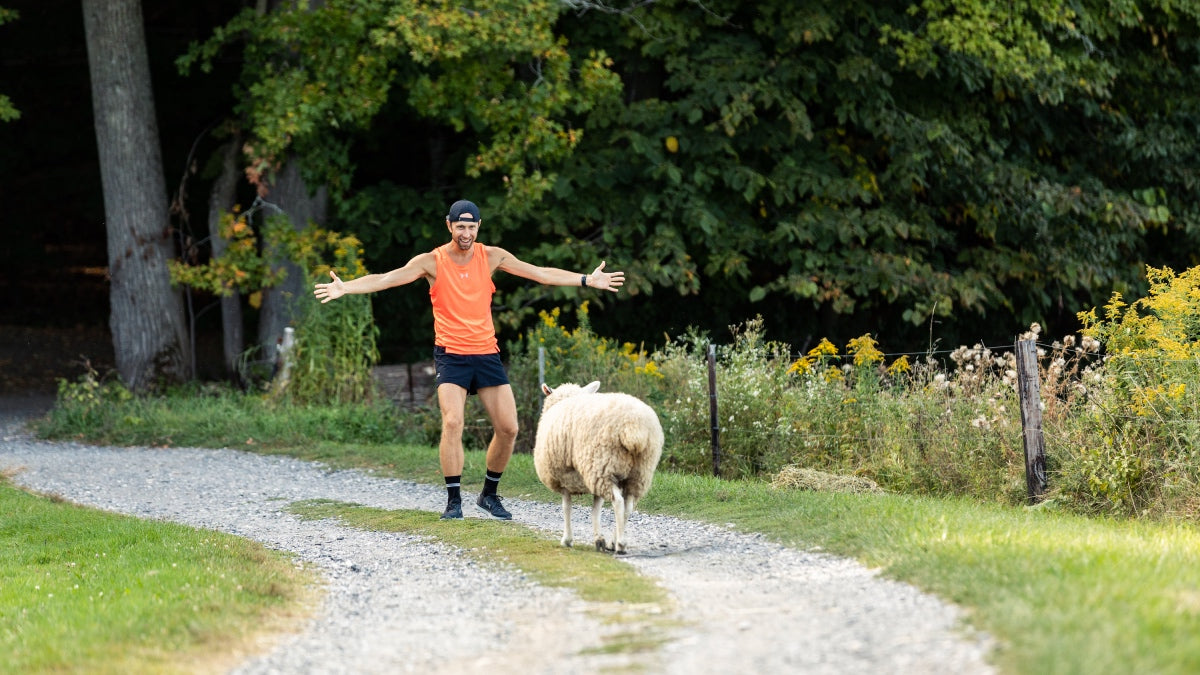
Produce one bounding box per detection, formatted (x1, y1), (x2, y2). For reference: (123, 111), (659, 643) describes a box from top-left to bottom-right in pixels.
(708, 343), (721, 477)
(1015, 339), (1048, 503)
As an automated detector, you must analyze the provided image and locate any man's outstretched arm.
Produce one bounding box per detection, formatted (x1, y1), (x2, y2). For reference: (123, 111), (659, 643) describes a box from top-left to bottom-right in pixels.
(490, 247), (625, 292)
(314, 253), (435, 303)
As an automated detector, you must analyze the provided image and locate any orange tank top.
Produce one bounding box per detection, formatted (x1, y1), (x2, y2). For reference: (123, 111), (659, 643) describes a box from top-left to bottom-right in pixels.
(430, 243), (498, 354)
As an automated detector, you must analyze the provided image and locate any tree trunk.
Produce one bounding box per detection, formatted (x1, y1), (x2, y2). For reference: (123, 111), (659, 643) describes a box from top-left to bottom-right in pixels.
(208, 139), (244, 379)
(257, 156), (328, 365)
(82, 0), (190, 390)
(252, 1), (329, 373)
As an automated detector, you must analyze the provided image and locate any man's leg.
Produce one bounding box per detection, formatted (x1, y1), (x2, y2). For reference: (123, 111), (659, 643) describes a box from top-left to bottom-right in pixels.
(437, 382), (468, 519)
(477, 383), (518, 473)
(474, 384), (518, 519)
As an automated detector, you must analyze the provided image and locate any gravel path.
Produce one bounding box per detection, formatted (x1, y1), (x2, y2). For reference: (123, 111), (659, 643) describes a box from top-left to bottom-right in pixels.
(0, 401), (995, 674)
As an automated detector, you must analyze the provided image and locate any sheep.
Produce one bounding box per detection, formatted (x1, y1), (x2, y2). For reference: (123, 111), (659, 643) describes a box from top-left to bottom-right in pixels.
(533, 380), (664, 554)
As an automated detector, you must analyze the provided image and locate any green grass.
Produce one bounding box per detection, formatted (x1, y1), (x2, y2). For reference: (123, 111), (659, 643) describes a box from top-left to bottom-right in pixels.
(642, 475), (1200, 675)
(0, 478), (315, 674)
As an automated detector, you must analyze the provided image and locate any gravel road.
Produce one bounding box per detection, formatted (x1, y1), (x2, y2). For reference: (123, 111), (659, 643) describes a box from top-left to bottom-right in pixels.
(0, 399), (995, 674)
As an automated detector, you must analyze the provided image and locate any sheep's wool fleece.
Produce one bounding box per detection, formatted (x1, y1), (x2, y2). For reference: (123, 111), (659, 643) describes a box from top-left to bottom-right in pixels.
(533, 388), (664, 498)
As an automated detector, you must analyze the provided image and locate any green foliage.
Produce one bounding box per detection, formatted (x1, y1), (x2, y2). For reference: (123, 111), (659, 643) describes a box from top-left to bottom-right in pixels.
(648, 318), (1028, 498)
(170, 203), (380, 403)
(173, 0), (1200, 357)
(171, 207), (368, 298)
(170, 209), (289, 297)
(178, 0), (620, 204)
(651, 319), (802, 478)
(287, 288), (380, 405)
(1068, 265), (1200, 514)
(52, 362), (134, 431)
(37, 383), (408, 449)
(526, 0), (1177, 340)
(503, 302), (664, 453)
(283, 224), (379, 405)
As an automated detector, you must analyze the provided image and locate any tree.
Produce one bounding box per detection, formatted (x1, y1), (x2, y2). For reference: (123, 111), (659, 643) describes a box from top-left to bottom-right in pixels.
(83, 0), (190, 389)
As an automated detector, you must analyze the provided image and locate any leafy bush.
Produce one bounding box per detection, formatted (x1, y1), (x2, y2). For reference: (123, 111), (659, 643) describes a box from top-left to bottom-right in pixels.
(38, 380), (408, 449)
(503, 303), (664, 454)
(1065, 265), (1200, 516)
(172, 206), (380, 404)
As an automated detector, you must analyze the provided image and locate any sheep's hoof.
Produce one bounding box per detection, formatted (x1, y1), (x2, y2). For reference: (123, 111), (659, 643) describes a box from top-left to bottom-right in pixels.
(614, 544), (627, 556)
(561, 538), (573, 548)
(595, 538), (610, 553)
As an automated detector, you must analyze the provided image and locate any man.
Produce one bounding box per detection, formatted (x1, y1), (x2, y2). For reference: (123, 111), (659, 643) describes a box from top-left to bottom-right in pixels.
(314, 199), (625, 520)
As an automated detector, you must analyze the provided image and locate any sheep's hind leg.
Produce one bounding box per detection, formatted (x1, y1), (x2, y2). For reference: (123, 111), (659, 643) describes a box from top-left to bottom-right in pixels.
(592, 495), (608, 552)
(560, 493), (573, 547)
(612, 483), (627, 555)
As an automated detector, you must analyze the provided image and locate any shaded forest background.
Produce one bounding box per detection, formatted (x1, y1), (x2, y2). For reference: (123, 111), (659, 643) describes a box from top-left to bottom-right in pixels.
(1, 0), (246, 391)
(4, 0), (1200, 394)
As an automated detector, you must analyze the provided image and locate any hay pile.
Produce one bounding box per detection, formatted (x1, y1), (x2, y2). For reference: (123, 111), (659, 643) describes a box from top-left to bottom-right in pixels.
(770, 465), (884, 494)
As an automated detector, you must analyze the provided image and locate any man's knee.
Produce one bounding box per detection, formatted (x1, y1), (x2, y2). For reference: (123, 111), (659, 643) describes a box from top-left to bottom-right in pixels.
(441, 413), (465, 435)
(494, 418), (518, 441)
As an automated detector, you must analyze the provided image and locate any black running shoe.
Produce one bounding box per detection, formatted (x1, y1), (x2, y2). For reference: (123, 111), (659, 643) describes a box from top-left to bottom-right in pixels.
(440, 497), (463, 520)
(476, 494), (512, 520)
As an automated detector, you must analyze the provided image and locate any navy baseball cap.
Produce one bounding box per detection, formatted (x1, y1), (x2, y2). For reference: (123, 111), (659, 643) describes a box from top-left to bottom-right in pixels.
(447, 200), (480, 223)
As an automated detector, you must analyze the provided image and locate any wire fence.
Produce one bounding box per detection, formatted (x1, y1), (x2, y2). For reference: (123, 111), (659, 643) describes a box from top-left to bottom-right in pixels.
(527, 337), (1200, 502)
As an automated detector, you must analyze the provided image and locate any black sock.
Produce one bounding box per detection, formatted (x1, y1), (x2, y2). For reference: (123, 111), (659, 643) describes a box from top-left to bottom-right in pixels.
(482, 469), (502, 497)
(445, 475), (461, 502)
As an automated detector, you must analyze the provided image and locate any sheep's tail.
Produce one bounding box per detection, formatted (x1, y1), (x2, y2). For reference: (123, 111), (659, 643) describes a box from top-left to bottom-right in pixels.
(619, 410), (664, 457)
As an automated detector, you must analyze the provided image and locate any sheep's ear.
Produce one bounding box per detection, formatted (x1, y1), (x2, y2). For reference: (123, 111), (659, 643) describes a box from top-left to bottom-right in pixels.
(583, 381), (601, 394)
(541, 383), (553, 396)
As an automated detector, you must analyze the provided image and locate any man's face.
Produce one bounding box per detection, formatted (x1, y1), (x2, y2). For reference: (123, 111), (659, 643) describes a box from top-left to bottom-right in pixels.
(447, 219), (479, 251)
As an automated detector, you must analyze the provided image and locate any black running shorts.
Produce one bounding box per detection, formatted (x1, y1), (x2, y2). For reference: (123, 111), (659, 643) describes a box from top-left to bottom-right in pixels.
(433, 346), (510, 394)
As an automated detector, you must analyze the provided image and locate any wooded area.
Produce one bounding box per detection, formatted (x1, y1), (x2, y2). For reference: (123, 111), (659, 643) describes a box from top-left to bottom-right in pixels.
(4, 0), (1200, 385)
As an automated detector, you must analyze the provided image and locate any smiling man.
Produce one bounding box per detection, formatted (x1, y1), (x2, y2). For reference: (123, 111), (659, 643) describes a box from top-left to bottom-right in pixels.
(314, 199), (625, 520)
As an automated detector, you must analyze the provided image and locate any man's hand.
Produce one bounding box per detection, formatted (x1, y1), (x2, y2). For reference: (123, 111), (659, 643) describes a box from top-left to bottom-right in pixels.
(590, 261), (625, 292)
(314, 270), (347, 304)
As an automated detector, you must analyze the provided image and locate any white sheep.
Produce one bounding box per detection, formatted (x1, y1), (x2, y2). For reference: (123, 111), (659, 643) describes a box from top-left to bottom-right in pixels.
(533, 381), (664, 554)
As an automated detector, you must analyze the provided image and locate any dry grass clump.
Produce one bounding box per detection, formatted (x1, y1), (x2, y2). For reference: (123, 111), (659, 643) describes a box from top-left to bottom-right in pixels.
(770, 465), (884, 494)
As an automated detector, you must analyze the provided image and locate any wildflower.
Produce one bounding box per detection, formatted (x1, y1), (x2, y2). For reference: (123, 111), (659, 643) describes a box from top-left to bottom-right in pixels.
(847, 334), (884, 366)
(787, 356), (814, 375)
(886, 355), (911, 376)
(809, 338), (839, 357)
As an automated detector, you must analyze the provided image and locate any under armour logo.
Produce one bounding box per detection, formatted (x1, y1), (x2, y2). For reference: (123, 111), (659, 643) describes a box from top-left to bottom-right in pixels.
(460, 272), (470, 279)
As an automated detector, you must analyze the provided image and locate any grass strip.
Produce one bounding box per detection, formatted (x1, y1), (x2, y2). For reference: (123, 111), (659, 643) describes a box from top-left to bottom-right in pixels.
(0, 478), (315, 674)
(287, 499), (675, 656)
